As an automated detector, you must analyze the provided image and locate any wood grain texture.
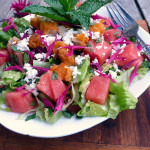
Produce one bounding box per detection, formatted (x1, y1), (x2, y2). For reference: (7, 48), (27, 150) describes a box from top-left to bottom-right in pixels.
(0, 1), (150, 150)
(137, 0), (150, 30)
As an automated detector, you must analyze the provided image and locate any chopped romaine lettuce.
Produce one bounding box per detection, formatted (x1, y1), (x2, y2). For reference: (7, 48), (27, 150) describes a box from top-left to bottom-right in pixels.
(0, 70), (23, 86)
(74, 58), (90, 83)
(77, 100), (108, 117)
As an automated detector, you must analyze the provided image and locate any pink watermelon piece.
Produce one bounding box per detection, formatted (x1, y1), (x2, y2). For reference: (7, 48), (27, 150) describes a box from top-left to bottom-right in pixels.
(37, 70), (67, 102)
(83, 40), (112, 65)
(104, 29), (121, 42)
(7, 42), (24, 65)
(0, 49), (9, 66)
(85, 75), (110, 105)
(5, 90), (37, 113)
(115, 43), (143, 69)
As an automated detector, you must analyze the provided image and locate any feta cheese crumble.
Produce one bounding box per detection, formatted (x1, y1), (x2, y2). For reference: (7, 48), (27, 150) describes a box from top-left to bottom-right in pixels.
(70, 66), (81, 79)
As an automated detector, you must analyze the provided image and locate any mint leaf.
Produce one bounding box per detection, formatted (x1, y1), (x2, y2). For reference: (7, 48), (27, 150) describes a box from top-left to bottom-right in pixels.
(30, 101), (36, 106)
(59, 0), (68, 11)
(21, 5), (68, 22)
(52, 71), (58, 81)
(77, 0), (113, 16)
(25, 113), (36, 121)
(44, 0), (66, 15)
(11, 45), (20, 52)
(62, 111), (74, 118)
(68, 11), (90, 29)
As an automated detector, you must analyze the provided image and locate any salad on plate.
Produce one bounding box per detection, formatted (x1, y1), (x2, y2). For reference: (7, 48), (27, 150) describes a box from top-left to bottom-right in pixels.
(0, 0), (150, 125)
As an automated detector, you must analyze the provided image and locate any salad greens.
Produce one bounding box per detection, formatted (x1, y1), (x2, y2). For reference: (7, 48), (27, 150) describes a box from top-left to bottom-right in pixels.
(0, 0), (149, 125)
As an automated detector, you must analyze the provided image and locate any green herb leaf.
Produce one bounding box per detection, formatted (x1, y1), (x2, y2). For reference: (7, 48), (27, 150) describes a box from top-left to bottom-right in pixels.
(114, 32), (119, 35)
(77, 0), (113, 16)
(52, 71), (58, 80)
(23, 53), (30, 63)
(10, 54), (19, 65)
(30, 101), (36, 106)
(25, 113), (36, 121)
(76, 115), (83, 119)
(21, 5), (68, 22)
(48, 107), (53, 117)
(11, 45), (20, 52)
(62, 111), (74, 118)
(128, 36), (136, 43)
(44, 0), (66, 15)
(68, 11), (90, 30)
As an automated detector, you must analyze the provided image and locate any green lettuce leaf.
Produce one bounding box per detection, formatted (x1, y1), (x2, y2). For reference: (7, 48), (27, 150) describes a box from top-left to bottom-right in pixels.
(0, 70), (23, 85)
(110, 81), (138, 111)
(77, 100), (108, 117)
(44, 108), (62, 124)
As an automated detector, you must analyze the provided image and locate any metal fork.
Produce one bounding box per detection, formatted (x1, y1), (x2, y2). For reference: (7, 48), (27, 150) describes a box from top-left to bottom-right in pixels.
(106, 1), (150, 57)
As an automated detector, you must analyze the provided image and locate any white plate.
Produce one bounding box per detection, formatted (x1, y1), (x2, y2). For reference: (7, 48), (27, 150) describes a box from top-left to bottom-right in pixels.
(0, 7), (150, 138)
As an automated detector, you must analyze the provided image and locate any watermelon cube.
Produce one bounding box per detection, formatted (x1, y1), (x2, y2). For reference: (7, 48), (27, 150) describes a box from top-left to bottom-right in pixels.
(83, 40), (112, 65)
(85, 76), (110, 105)
(115, 43), (143, 69)
(0, 49), (9, 66)
(104, 29), (121, 42)
(5, 90), (37, 113)
(37, 70), (67, 102)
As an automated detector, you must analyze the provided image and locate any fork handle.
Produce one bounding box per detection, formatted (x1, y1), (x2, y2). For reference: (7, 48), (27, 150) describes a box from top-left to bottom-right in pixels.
(136, 35), (150, 58)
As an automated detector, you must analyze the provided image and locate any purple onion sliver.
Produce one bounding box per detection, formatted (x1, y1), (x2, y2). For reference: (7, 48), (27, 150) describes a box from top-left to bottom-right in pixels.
(54, 84), (71, 114)
(4, 65), (25, 73)
(141, 53), (150, 62)
(22, 89), (35, 97)
(95, 70), (117, 83)
(32, 66), (49, 72)
(129, 63), (139, 86)
(0, 53), (9, 57)
(15, 84), (26, 92)
(91, 14), (105, 20)
(121, 58), (139, 70)
(90, 63), (101, 72)
(41, 98), (54, 109)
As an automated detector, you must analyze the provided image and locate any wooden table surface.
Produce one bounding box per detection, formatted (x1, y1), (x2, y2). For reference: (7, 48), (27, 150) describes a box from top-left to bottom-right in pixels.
(0, 1), (150, 150)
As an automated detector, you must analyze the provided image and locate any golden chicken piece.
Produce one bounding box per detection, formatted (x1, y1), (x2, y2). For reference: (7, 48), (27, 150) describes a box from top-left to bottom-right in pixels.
(40, 21), (59, 35)
(50, 63), (72, 83)
(75, 33), (89, 46)
(89, 21), (105, 36)
(30, 15), (41, 30)
(29, 34), (44, 49)
(53, 41), (75, 66)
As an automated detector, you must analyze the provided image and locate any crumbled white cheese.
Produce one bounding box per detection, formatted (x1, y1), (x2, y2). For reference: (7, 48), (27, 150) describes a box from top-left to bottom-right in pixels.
(78, 29), (89, 37)
(58, 26), (68, 36)
(23, 63), (38, 80)
(24, 14), (35, 22)
(16, 38), (30, 51)
(109, 70), (117, 79)
(137, 51), (141, 57)
(70, 66), (81, 79)
(90, 18), (101, 24)
(92, 58), (99, 63)
(113, 63), (121, 72)
(41, 35), (55, 46)
(23, 63), (39, 96)
(102, 53), (106, 56)
(91, 31), (100, 40)
(34, 53), (44, 60)
(75, 55), (85, 65)
(63, 29), (78, 45)
(94, 70), (100, 76)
